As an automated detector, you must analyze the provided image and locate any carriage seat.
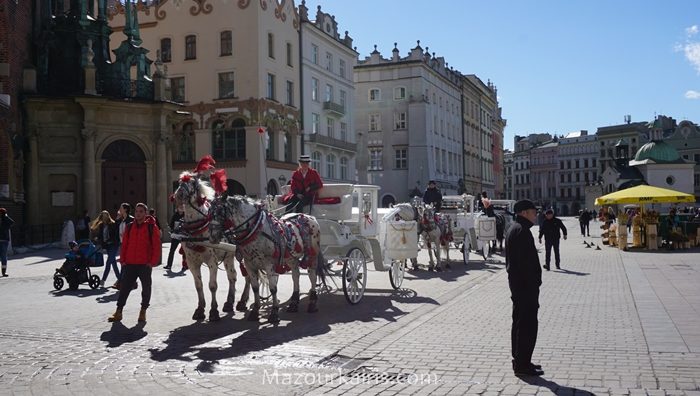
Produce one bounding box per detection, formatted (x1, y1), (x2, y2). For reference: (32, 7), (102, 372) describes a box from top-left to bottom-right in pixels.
(278, 183), (354, 221)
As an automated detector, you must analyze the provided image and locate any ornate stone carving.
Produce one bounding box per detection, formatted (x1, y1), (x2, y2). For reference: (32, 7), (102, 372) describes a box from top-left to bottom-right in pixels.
(107, 0), (151, 21)
(81, 128), (97, 140)
(189, 0), (213, 16)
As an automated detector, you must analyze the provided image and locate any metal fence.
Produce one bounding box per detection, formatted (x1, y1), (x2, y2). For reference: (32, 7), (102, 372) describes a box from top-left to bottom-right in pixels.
(11, 224), (64, 247)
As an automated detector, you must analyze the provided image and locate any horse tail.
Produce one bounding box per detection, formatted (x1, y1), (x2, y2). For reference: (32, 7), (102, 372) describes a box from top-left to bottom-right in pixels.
(315, 252), (330, 288)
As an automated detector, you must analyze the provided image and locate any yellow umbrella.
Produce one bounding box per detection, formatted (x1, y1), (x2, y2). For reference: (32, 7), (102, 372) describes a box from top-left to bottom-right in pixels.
(595, 185), (696, 206)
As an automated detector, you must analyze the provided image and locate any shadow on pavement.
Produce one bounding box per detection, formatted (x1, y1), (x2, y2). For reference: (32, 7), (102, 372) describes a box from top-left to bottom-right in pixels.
(50, 287), (109, 298)
(96, 291), (119, 303)
(519, 375), (592, 395)
(101, 321), (148, 348)
(148, 292), (434, 365)
(163, 270), (188, 278)
(554, 268), (589, 276)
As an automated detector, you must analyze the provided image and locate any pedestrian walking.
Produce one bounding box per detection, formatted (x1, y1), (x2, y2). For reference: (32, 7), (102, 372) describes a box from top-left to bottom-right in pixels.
(0, 208), (15, 277)
(164, 208), (184, 271)
(505, 199), (544, 377)
(76, 210), (90, 240)
(112, 203), (134, 290)
(538, 209), (567, 270)
(578, 208), (591, 237)
(90, 210), (120, 287)
(108, 203), (161, 323)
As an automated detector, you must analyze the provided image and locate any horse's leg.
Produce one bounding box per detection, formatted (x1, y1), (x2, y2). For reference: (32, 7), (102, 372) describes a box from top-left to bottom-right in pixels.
(189, 261), (206, 321)
(222, 255), (236, 313)
(427, 237), (435, 271)
(307, 263), (318, 313)
(287, 265), (301, 312)
(236, 259), (250, 312)
(247, 269), (260, 321)
(267, 272), (280, 323)
(207, 259), (220, 322)
(434, 236), (443, 272)
(444, 242), (451, 270)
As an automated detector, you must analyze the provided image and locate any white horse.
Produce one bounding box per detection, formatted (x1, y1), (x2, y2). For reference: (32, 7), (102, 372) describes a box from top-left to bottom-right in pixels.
(418, 204), (454, 271)
(173, 172), (246, 322)
(208, 194), (324, 323)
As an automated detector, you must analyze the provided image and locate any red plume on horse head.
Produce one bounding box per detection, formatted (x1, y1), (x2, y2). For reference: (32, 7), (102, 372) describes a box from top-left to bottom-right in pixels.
(210, 169), (228, 195)
(193, 155), (216, 173)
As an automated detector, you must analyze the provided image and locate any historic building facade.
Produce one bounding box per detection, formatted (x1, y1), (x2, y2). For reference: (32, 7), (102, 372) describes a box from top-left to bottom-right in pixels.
(654, 116), (700, 199)
(556, 130), (598, 215)
(596, 120), (649, 176)
(530, 141), (558, 209)
(110, 0), (303, 197)
(503, 150), (513, 200)
(299, 2), (357, 184)
(512, 133), (551, 201)
(354, 42), (463, 207)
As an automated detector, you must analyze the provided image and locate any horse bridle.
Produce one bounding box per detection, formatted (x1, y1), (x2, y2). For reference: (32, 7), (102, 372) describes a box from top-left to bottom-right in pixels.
(213, 199), (267, 246)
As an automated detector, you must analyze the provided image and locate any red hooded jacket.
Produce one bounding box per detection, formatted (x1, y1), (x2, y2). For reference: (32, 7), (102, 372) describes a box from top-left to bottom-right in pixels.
(290, 167), (323, 201)
(120, 215), (161, 266)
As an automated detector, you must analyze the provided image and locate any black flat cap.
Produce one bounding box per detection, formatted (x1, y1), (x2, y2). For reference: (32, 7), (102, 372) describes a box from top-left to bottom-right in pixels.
(514, 199), (536, 213)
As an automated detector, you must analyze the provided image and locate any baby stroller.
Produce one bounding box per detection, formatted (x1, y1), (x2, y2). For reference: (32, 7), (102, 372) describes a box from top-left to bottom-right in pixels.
(53, 240), (103, 291)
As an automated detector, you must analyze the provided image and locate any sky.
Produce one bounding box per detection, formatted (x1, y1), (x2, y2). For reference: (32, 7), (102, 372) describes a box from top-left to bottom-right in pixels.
(302, 0), (700, 150)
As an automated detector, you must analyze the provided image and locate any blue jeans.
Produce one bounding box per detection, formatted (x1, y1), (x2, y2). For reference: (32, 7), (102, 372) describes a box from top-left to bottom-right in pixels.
(0, 240), (8, 269)
(101, 245), (120, 282)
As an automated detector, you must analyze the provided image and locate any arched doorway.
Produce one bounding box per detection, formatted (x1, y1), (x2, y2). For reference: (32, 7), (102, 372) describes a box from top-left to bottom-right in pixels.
(381, 194), (396, 208)
(101, 140), (147, 213)
(227, 179), (246, 196)
(267, 179), (278, 196)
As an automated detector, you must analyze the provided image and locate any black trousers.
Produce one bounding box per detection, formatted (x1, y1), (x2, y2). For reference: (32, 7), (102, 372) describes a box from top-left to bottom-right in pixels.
(284, 195), (311, 214)
(166, 239), (180, 268)
(510, 289), (539, 368)
(116, 264), (152, 309)
(545, 238), (561, 267)
(579, 222), (589, 236)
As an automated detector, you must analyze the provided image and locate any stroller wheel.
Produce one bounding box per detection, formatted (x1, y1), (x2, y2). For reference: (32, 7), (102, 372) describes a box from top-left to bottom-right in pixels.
(53, 277), (64, 290)
(88, 275), (101, 290)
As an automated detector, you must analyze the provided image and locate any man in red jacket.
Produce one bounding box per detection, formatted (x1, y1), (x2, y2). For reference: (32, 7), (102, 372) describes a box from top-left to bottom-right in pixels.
(284, 154), (323, 214)
(108, 203), (161, 323)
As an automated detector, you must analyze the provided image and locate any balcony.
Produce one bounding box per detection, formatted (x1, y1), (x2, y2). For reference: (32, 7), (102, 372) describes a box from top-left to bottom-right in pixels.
(307, 133), (356, 153)
(322, 100), (345, 116)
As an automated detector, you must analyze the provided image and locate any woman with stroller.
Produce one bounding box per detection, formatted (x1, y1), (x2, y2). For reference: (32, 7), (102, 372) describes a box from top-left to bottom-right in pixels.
(90, 210), (120, 287)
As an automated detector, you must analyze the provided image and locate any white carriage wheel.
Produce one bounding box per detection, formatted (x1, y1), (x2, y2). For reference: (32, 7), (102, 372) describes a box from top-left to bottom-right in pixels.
(463, 234), (470, 265)
(342, 248), (367, 305)
(389, 259), (405, 290)
(482, 242), (490, 260)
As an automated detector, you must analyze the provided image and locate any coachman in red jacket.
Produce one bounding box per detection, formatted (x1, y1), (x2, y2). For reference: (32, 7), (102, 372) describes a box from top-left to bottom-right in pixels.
(108, 202), (161, 323)
(283, 155), (323, 214)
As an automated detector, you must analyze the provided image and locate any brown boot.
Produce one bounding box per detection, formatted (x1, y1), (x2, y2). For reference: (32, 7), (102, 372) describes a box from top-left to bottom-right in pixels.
(138, 308), (147, 322)
(108, 308), (123, 322)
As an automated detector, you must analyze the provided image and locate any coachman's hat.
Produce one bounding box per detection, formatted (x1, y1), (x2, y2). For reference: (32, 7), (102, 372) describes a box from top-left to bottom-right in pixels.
(513, 199), (537, 213)
(298, 154), (311, 163)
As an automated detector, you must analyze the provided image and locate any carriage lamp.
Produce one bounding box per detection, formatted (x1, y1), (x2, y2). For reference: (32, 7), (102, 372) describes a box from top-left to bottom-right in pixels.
(278, 175), (287, 185)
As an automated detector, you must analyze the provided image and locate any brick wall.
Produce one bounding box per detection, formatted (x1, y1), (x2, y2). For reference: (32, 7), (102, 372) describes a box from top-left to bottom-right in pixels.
(0, 0), (33, 223)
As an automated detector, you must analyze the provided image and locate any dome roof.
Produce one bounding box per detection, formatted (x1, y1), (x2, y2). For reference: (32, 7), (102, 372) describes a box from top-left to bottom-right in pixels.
(633, 140), (682, 163)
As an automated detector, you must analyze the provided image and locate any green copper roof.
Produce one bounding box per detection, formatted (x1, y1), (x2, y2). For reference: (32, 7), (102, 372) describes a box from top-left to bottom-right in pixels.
(633, 140), (682, 163)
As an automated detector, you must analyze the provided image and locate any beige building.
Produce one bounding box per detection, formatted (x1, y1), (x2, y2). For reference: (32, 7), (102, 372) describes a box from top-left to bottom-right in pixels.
(109, 0), (303, 197)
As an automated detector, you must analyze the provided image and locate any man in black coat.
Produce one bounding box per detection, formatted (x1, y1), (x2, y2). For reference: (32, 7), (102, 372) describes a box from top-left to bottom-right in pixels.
(578, 209), (591, 237)
(505, 199), (544, 377)
(538, 208), (567, 270)
(422, 180), (442, 212)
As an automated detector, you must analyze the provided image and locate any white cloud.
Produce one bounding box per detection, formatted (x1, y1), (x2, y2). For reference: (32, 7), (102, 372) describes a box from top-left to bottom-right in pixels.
(685, 90), (700, 99)
(683, 42), (700, 73)
(686, 25), (699, 37)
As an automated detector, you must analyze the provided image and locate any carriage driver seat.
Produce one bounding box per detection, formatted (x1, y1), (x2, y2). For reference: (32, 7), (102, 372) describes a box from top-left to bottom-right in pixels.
(277, 184), (354, 221)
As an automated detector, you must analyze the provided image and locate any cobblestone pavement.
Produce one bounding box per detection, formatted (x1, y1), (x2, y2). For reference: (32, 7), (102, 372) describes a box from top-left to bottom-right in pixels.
(1, 217), (698, 395)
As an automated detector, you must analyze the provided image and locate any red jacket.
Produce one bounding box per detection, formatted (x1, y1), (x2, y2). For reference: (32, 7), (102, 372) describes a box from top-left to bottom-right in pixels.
(120, 215), (161, 266)
(290, 167), (323, 200)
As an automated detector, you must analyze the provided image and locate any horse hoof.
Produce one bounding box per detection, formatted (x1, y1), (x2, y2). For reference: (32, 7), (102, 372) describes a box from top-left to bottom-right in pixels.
(246, 310), (259, 321)
(192, 307), (205, 321)
(307, 303), (318, 313)
(268, 312), (280, 323)
(209, 310), (221, 322)
(428, 266), (434, 272)
(222, 302), (234, 313)
(236, 301), (247, 312)
(286, 303), (299, 313)
(436, 267), (443, 272)
(445, 264), (452, 270)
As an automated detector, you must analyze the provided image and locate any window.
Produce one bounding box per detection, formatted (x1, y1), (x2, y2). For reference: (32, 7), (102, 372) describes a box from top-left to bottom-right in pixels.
(325, 52), (332, 72)
(395, 149), (407, 169)
(369, 88), (380, 101)
(325, 84), (333, 102)
(695, 154), (700, 164)
(311, 151), (321, 170)
(311, 78), (319, 102)
(286, 43), (293, 67)
(592, 158), (597, 167)
(327, 117), (334, 138)
(266, 73), (276, 100)
(666, 175), (675, 186)
(185, 35), (196, 60)
(212, 119), (246, 160)
(266, 129), (274, 160)
(160, 38), (171, 62)
(369, 148), (382, 170)
(576, 173), (580, 182)
(311, 113), (320, 134)
(695, 174), (700, 187)
(171, 77), (185, 102)
(285, 81), (294, 106)
(220, 31), (232, 56)
(218, 72), (234, 99)
(395, 112), (407, 130)
(394, 87), (406, 100)
(340, 157), (348, 180)
(284, 133), (291, 162)
(267, 33), (274, 58)
(575, 159), (580, 169)
(311, 44), (318, 64)
(567, 174), (572, 183)
(176, 123), (195, 162)
(560, 174), (564, 183)
(331, 123), (342, 144)
(369, 114), (381, 131)
(339, 90), (346, 110)
(339, 59), (345, 78)
(326, 154), (336, 179)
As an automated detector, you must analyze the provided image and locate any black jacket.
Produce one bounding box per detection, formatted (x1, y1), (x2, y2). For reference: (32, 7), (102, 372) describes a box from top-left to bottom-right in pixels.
(93, 223), (119, 249)
(423, 187), (442, 211)
(579, 211), (591, 224)
(506, 216), (541, 293)
(0, 214), (14, 241)
(538, 217), (567, 241)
